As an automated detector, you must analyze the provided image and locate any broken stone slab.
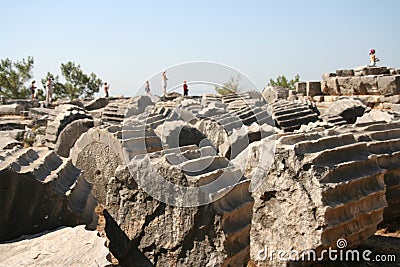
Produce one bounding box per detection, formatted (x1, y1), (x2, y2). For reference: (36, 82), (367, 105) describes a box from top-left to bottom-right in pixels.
(262, 86), (289, 103)
(321, 77), (340, 95)
(336, 76), (367, 95)
(103, 209), (152, 267)
(219, 123), (275, 159)
(250, 131), (388, 265)
(336, 69), (354, 77)
(69, 126), (125, 204)
(356, 109), (395, 124)
(295, 82), (307, 95)
(377, 75), (400, 96)
(0, 226), (110, 267)
(106, 151), (253, 266)
(125, 95), (154, 117)
(0, 146), (97, 242)
(326, 98), (366, 124)
(354, 66), (389, 76)
(197, 106), (226, 117)
(0, 136), (21, 150)
(154, 120), (211, 149)
(83, 97), (109, 111)
(54, 118), (95, 158)
(306, 81), (322, 97)
(0, 104), (24, 115)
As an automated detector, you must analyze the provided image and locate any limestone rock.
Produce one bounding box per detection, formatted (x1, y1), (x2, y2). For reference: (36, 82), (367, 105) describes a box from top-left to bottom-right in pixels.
(84, 97), (109, 111)
(0, 136), (21, 150)
(0, 146), (97, 242)
(269, 100), (320, 132)
(250, 130), (388, 265)
(336, 69), (354, 77)
(0, 226), (110, 267)
(154, 120), (211, 149)
(306, 81), (322, 97)
(354, 66), (389, 76)
(54, 118), (95, 158)
(325, 98), (366, 123)
(45, 104), (92, 146)
(0, 103), (24, 115)
(262, 86), (289, 104)
(356, 109), (395, 124)
(377, 75), (400, 96)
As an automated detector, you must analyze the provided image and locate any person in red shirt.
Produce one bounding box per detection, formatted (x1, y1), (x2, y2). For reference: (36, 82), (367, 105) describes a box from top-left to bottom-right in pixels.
(183, 80), (188, 96)
(104, 82), (109, 98)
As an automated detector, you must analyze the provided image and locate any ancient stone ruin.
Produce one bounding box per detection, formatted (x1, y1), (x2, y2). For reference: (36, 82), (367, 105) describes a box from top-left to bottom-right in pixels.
(0, 66), (400, 266)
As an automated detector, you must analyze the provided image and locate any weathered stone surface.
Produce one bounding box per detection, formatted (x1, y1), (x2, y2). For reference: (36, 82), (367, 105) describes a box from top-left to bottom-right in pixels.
(337, 76), (367, 95)
(336, 69), (354, 77)
(0, 136), (21, 150)
(321, 77), (340, 95)
(295, 82), (306, 95)
(306, 81), (322, 97)
(84, 97), (109, 111)
(0, 103), (24, 115)
(377, 75), (400, 96)
(0, 146), (97, 242)
(54, 118), (95, 158)
(354, 66), (389, 76)
(356, 109), (395, 124)
(250, 130), (389, 265)
(45, 104), (92, 145)
(155, 120), (211, 149)
(70, 126), (126, 204)
(219, 123), (275, 159)
(103, 209), (152, 266)
(326, 98), (366, 123)
(269, 100), (320, 132)
(262, 86), (289, 103)
(0, 226), (110, 267)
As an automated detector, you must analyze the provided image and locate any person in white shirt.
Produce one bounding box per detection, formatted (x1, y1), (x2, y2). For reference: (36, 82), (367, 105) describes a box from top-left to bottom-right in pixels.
(145, 80), (151, 96)
(46, 78), (53, 105)
(162, 71), (168, 95)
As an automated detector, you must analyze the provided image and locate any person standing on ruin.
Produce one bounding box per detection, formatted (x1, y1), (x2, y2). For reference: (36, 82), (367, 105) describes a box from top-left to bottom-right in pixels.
(30, 80), (36, 100)
(369, 49), (379, 67)
(183, 80), (188, 96)
(45, 78), (53, 105)
(162, 71), (168, 95)
(104, 82), (109, 98)
(145, 80), (151, 96)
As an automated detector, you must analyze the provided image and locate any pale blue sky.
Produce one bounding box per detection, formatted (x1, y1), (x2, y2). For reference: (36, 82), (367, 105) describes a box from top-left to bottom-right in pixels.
(1, 0), (399, 96)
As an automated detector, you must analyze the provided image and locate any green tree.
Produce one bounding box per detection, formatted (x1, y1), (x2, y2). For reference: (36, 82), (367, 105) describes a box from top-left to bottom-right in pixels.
(268, 74), (300, 90)
(0, 56), (34, 99)
(58, 61), (102, 99)
(215, 75), (240, 95)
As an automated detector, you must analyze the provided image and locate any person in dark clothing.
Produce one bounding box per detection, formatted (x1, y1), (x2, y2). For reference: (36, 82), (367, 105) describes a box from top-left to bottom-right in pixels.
(30, 80), (36, 100)
(183, 80), (188, 96)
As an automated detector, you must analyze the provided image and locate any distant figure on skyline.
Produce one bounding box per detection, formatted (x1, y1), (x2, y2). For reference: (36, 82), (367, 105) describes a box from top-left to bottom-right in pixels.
(104, 82), (109, 98)
(369, 49), (379, 67)
(145, 80), (151, 96)
(183, 80), (188, 96)
(46, 78), (53, 105)
(30, 80), (36, 100)
(162, 71), (168, 95)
